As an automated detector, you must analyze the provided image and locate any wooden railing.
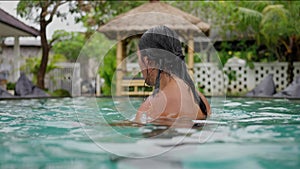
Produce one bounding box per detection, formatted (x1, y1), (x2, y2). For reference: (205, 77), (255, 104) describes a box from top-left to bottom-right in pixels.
(121, 78), (153, 96)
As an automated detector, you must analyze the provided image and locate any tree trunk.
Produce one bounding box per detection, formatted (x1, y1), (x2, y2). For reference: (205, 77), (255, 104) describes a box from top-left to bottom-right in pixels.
(287, 54), (294, 84)
(287, 36), (296, 84)
(37, 18), (49, 89)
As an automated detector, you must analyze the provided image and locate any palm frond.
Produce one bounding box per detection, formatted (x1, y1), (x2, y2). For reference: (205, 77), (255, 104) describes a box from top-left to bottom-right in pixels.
(285, 1), (300, 35)
(260, 4), (289, 31)
(238, 7), (263, 18)
(262, 4), (285, 15)
(237, 7), (262, 31)
(239, 1), (273, 12)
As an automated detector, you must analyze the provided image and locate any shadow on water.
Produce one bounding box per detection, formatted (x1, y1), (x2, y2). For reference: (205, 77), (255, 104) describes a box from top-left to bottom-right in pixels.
(109, 117), (208, 139)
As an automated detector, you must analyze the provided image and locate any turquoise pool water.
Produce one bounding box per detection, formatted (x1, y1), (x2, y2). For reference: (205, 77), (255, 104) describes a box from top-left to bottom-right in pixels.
(0, 97), (299, 169)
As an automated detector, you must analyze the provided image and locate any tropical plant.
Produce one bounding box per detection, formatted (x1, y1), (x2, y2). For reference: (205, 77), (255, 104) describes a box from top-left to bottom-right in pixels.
(235, 1), (300, 83)
(51, 89), (71, 97)
(173, 1), (300, 84)
(16, 1), (142, 90)
(20, 54), (66, 84)
(51, 30), (86, 62)
(17, 1), (69, 89)
(6, 82), (16, 90)
(98, 45), (116, 96)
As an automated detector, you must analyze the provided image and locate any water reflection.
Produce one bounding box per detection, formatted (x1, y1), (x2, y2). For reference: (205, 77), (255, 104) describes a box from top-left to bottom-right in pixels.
(109, 118), (202, 139)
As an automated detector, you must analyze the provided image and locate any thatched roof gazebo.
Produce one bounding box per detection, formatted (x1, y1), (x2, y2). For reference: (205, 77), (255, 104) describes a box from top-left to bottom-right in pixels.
(98, 1), (210, 96)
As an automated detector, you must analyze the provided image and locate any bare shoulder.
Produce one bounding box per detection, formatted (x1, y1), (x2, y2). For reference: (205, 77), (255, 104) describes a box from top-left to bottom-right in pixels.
(135, 92), (167, 123)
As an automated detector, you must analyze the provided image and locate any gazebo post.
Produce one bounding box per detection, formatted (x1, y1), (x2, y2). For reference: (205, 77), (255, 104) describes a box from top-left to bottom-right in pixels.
(122, 39), (127, 80)
(116, 38), (124, 96)
(187, 35), (194, 79)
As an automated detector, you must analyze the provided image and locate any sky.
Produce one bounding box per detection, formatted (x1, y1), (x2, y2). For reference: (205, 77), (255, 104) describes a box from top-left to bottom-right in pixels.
(0, 1), (85, 40)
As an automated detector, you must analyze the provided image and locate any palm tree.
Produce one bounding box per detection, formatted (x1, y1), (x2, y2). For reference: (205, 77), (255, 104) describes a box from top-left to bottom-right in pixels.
(236, 1), (300, 84)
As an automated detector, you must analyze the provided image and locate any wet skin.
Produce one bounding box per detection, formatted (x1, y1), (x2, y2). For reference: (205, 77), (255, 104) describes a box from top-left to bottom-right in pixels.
(135, 51), (211, 124)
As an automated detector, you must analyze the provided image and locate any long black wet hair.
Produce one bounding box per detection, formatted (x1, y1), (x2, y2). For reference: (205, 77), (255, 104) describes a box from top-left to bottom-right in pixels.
(138, 25), (207, 116)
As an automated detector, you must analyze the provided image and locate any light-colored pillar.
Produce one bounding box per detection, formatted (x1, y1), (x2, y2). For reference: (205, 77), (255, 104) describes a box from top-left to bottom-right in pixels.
(96, 74), (101, 96)
(188, 36), (194, 79)
(73, 63), (81, 96)
(13, 36), (20, 82)
(116, 40), (123, 96)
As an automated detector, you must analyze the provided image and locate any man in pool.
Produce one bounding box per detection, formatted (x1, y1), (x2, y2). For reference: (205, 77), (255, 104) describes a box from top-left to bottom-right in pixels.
(135, 26), (211, 124)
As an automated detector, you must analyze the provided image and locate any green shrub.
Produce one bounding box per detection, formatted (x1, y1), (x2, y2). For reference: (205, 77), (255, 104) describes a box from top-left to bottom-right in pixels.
(98, 45), (117, 96)
(51, 89), (71, 97)
(6, 82), (16, 90)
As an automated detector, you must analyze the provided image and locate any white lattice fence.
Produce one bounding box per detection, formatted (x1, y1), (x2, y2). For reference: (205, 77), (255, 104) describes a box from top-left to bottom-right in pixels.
(125, 62), (300, 96)
(193, 63), (225, 96)
(194, 62), (300, 95)
(252, 63), (288, 91)
(47, 63), (81, 96)
(223, 63), (250, 94)
(294, 62), (300, 78)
